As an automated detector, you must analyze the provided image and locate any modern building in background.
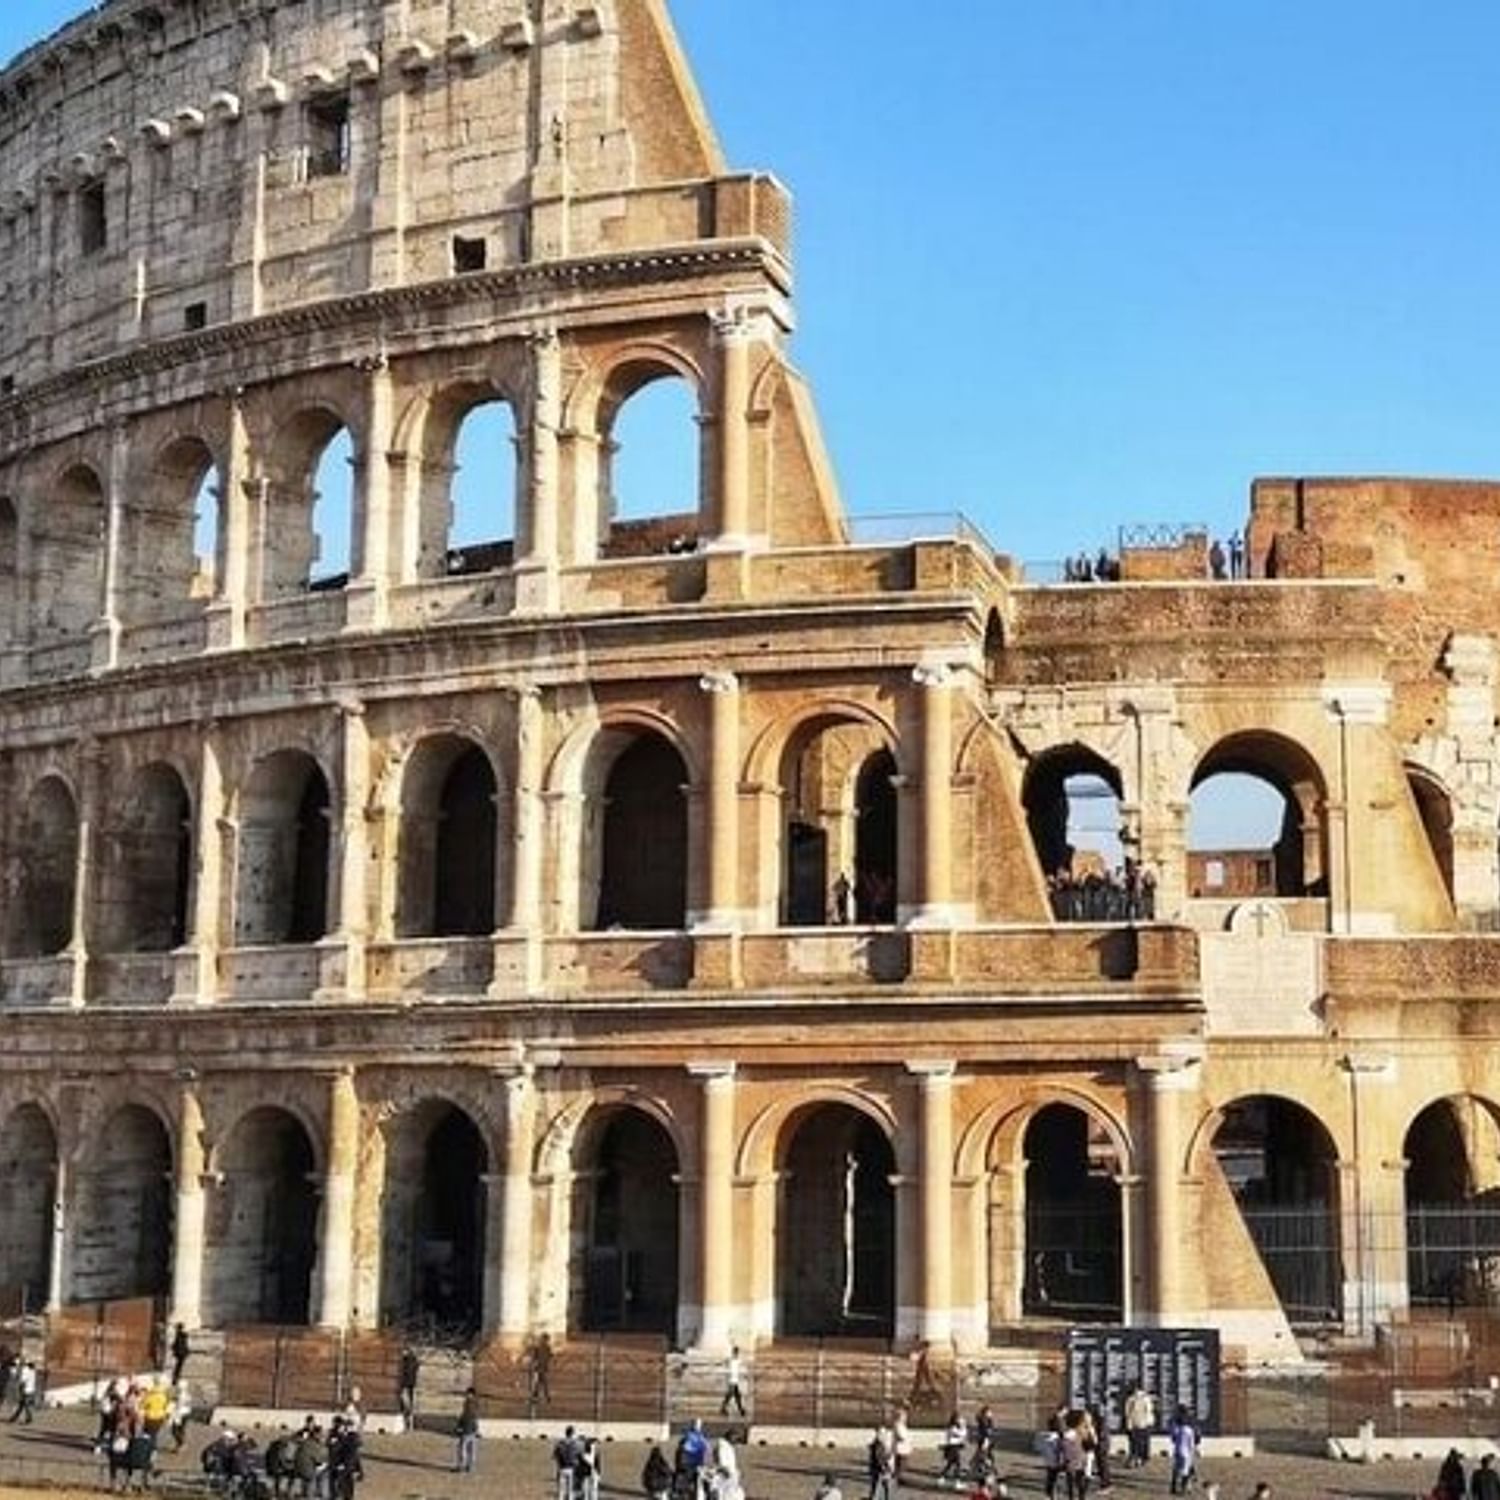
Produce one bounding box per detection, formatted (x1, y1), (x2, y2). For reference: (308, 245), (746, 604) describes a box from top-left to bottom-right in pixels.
(0, 0), (1497, 1396)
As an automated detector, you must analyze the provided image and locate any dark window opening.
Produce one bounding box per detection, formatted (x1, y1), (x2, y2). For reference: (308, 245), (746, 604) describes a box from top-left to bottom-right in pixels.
(452, 235), (487, 274)
(0, 377), (14, 397)
(79, 181), (107, 256)
(184, 301), (208, 331)
(307, 93), (352, 179)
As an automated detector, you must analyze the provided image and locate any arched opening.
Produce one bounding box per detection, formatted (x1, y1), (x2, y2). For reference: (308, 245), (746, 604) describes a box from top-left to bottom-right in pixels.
(310, 426), (355, 589)
(262, 409), (357, 598)
(598, 368), (701, 558)
(98, 763), (192, 952)
(0, 1105), (57, 1309)
(585, 730), (689, 931)
(572, 1107), (680, 1337)
(397, 737), (498, 938)
(1024, 746), (1127, 919)
(1407, 769), (1455, 906)
(1022, 1104), (1123, 1321)
(0, 497), (19, 645)
(1188, 734), (1327, 899)
(131, 438), (220, 624)
(982, 611), (1004, 691)
(1404, 1097), (1500, 1310)
(71, 1105), (172, 1305)
(33, 464), (105, 640)
(1211, 1096), (1341, 1325)
(8, 777), (79, 958)
(778, 716), (899, 927)
(380, 1102), (488, 1334)
(778, 1103), (895, 1339)
(235, 751), (331, 946)
(439, 395), (518, 576)
(207, 1107), (318, 1326)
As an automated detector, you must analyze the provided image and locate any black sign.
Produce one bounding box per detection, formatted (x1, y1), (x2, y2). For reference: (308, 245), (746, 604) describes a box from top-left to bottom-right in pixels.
(1064, 1327), (1222, 1436)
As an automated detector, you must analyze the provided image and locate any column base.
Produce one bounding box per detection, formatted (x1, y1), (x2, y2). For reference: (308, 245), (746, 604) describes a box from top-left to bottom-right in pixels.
(513, 560), (559, 615)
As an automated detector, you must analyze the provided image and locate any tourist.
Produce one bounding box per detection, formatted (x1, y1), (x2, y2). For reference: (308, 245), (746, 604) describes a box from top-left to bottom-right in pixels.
(294, 1421), (328, 1500)
(939, 1410), (967, 1485)
(170, 1322), (191, 1385)
(867, 1422), (897, 1500)
(1472, 1456), (1500, 1500)
(1123, 1384), (1155, 1467)
(1248, 1485), (1271, 1500)
(527, 1331), (554, 1409)
(341, 1383), (366, 1431)
(1036, 1420), (1063, 1500)
(141, 1376), (171, 1444)
(9, 1358), (37, 1423)
(1438, 1449), (1467, 1500)
(891, 1404), (913, 1482)
(265, 1426), (295, 1499)
(1167, 1405), (1199, 1496)
(454, 1387), (480, 1475)
(641, 1442), (673, 1499)
(813, 1476), (844, 1500)
(720, 1343), (747, 1417)
(714, 1429), (743, 1500)
(1208, 539), (1226, 580)
(577, 1432), (602, 1500)
(328, 1416), (364, 1500)
(676, 1417), (711, 1496)
(831, 872), (853, 925)
(971, 1404), (996, 1474)
(169, 1377), (193, 1451)
(397, 1347), (419, 1432)
(553, 1423), (584, 1499)
(1060, 1410), (1089, 1500)
(1228, 532), (1245, 579)
(1087, 1401), (1113, 1492)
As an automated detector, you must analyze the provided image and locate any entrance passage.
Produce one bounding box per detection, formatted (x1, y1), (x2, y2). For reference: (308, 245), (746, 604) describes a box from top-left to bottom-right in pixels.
(575, 1109), (679, 1336)
(1022, 1104), (1123, 1321)
(1405, 1096), (1500, 1309)
(590, 733), (689, 930)
(0, 1105), (56, 1307)
(779, 1104), (895, 1339)
(1212, 1096), (1340, 1324)
(70, 1105), (172, 1305)
(207, 1108), (318, 1326)
(381, 1102), (488, 1334)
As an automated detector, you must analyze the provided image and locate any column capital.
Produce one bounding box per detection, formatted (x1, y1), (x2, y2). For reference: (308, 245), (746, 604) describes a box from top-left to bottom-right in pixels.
(1134, 1045), (1204, 1088)
(687, 1060), (737, 1082)
(906, 1060), (957, 1082)
(911, 662), (957, 689)
(699, 670), (739, 695)
(334, 696), (366, 721)
(1339, 1051), (1395, 1078)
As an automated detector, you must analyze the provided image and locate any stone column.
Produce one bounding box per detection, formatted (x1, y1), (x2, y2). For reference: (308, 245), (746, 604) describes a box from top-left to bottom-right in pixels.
(910, 1061), (956, 1344)
(207, 390), (253, 650)
(712, 314), (752, 546)
(92, 422), (128, 670)
(695, 672), (740, 929)
(169, 1081), (207, 1329)
(491, 1069), (536, 1341)
(68, 740), (103, 1007)
(346, 356), (393, 629)
(316, 1068), (359, 1329)
(515, 330), (561, 613)
(690, 1062), (736, 1351)
(334, 701), (371, 998)
(1136, 1051), (1202, 1325)
(179, 725), (226, 1005)
(498, 687), (545, 994)
(46, 1154), (68, 1313)
(909, 664), (957, 927)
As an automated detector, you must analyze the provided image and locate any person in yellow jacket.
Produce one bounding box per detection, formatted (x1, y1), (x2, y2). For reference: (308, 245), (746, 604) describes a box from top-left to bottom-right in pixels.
(140, 1379), (171, 1441)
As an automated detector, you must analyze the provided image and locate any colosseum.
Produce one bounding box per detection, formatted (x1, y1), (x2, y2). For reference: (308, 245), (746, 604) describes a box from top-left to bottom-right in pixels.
(1, 0), (1499, 1424)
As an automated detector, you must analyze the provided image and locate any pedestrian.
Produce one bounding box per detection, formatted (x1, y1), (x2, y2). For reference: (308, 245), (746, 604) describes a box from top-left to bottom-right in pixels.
(971, 1404), (995, 1472)
(341, 1383), (366, 1431)
(454, 1386), (480, 1475)
(641, 1442), (673, 1499)
(892, 1404), (913, 1483)
(265, 1426), (295, 1500)
(169, 1378), (192, 1452)
(814, 1476), (844, 1500)
(141, 1377), (171, 1443)
(939, 1410), (967, 1485)
(9, 1359), (37, 1423)
(1037, 1423), (1063, 1500)
(831, 872), (853, 925)
(715, 1430), (743, 1500)
(1248, 1485), (1271, 1500)
(577, 1432), (602, 1500)
(1208, 538), (1226, 580)
(1228, 532), (1245, 579)
(1123, 1385), (1154, 1467)
(906, 1341), (942, 1410)
(676, 1418), (710, 1496)
(720, 1343), (747, 1417)
(328, 1417), (363, 1500)
(1472, 1456), (1500, 1500)
(397, 1347), (419, 1432)
(553, 1423), (584, 1500)
(294, 1422), (327, 1500)
(1168, 1405), (1199, 1496)
(1087, 1401), (1113, 1492)
(1060, 1412), (1088, 1500)
(1438, 1449), (1467, 1500)
(867, 1421), (897, 1500)
(170, 1323), (191, 1385)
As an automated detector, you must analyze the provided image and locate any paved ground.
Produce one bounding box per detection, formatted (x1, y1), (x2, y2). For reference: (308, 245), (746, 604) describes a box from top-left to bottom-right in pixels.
(0, 1408), (1463, 1499)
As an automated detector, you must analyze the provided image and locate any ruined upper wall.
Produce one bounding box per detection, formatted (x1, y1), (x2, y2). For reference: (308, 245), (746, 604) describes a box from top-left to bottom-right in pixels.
(0, 0), (769, 385)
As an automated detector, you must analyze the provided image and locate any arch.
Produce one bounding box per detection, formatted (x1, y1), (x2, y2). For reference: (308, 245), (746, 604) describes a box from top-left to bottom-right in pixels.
(130, 435), (222, 623)
(772, 709), (902, 927)
(32, 462), (104, 640)
(97, 762), (192, 953)
(71, 1103), (172, 1304)
(600, 372), (702, 557)
(397, 734), (499, 938)
(1206, 1094), (1341, 1325)
(263, 405), (360, 598)
(744, 699), (902, 789)
(205, 1105), (319, 1326)
(1406, 765), (1455, 906)
(379, 1099), (490, 1333)
(235, 750), (332, 946)
(582, 727), (689, 931)
(982, 610), (1005, 690)
(0, 1103), (57, 1307)
(737, 1085), (899, 1182)
(1404, 1094), (1500, 1309)
(571, 1103), (681, 1336)
(1188, 731), (1329, 899)
(8, 775), (79, 958)
(777, 1100), (896, 1338)
(1023, 743), (1125, 899)
(0, 496), (18, 645)
(957, 1087), (1136, 1182)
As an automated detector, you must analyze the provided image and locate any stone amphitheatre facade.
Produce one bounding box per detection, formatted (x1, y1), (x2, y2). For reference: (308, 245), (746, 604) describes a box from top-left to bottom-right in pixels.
(1, 0), (1498, 1392)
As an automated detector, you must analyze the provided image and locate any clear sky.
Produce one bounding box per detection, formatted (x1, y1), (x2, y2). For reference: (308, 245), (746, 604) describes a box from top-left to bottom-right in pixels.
(6, 1), (1500, 566)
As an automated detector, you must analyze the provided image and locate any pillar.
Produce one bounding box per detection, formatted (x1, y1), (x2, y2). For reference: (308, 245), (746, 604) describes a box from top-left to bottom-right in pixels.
(713, 315), (751, 546)
(498, 686), (545, 994)
(491, 1069), (536, 1341)
(515, 329), (561, 612)
(690, 1062), (736, 1350)
(180, 725), (226, 1004)
(169, 1081), (207, 1329)
(695, 672), (740, 929)
(206, 391), (253, 650)
(1137, 1052), (1202, 1325)
(347, 356), (394, 629)
(92, 422), (127, 669)
(910, 1061), (956, 1344)
(68, 740), (102, 1007)
(45, 1154), (68, 1313)
(908, 663), (956, 926)
(316, 1068), (359, 1329)
(333, 701), (370, 997)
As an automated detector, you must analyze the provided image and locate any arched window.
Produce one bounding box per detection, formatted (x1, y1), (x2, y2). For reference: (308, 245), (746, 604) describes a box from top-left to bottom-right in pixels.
(1024, 746), (1126, 919)
(263, 409), (357, 598)
(235, 752), (332, 945)
(397, 736), (498, 938)
(98, 763), (192, 953)
(7, 777), (79, 957)
(597, 368), (701, 558)
(0, 497), (18, 645)
(33, 465), (104, 640)
(446, 398), (518, 574)
(71, 1105), (172, 1304)
(133, 438), (220, 624)
(1405, 1096), (1500, 1310)
(0, 1105), (57, 1308)
(311, 426), (355, 588)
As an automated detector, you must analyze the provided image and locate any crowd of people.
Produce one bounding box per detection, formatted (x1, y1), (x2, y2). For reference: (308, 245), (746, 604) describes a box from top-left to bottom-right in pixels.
(1057, 533), (1249, 585)
(94, 1375), (192, 1491)
(1047, 861), (1157, 922)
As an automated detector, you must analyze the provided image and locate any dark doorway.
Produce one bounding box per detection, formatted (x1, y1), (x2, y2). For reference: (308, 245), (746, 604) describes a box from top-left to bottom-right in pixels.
(237, 753), (332, 946)
(102, 764), (192, 951)
(405, 1106), (486, 1332)
(577, 1109), (680, 1336)
(1022, 1105), (1122, 1321)
(434, 747), (498, 936)
(854, 751), (897, 924)
(0, 1106), (55, 1308)
(1405, 1097), (1500, 1309)
(786, 820), (829, 925)
(594, 736), (688, 930)
(780, 1104), (895, 1338)
(71, 1106), (172, 1305)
